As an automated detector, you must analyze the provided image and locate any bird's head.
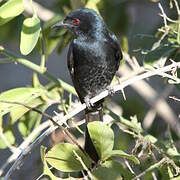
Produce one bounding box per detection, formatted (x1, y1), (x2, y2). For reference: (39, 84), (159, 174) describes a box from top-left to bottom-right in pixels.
(52, 8), (106, 37)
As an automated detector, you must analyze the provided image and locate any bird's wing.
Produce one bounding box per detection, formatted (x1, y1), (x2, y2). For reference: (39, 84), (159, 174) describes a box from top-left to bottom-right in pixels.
(108, 32), (123, 69)
(67, 43), (74, 77)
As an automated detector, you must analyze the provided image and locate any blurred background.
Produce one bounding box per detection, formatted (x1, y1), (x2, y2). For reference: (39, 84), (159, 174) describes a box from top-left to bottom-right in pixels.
(0, 0), (179, 179)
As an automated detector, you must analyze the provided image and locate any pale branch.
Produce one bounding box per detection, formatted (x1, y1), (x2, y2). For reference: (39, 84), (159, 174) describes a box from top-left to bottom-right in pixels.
(143, 85), (174, 129)
(0, 101), (90, 166)
(152, 172), (158, 180)
(169, 96), (180, 102)
(143, 109), (157, 130)
(0, 127), (17, 153)
(2, 105), (90, 180)
(155, 3), (170, 50)
(0, 112), (85, 176)
(173, 0), (180, 16)
(3, 126), (55, 180)
(3, 60), (180, 179)
(123, 53), (179, 131)
(133, 158), (167, 180)
(119, 62), (180, 135)
(124, 159), (139, 179)
(159, 14), (178, 23)
(23, 0), (55, 21)
(158, 3), (168, 29)
(0, 121), (51, 177)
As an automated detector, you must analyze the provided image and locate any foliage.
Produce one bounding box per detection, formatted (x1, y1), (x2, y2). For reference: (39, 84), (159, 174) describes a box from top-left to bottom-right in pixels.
(0, 0), (180, 179)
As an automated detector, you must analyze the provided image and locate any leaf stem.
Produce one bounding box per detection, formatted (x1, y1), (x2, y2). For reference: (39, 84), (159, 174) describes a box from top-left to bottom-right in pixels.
(40, 32), (46, 69)
(0, 48), (76, 94)
(30, 0), (37, 17)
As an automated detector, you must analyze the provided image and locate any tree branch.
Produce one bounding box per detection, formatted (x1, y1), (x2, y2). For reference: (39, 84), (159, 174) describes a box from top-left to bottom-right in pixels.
(23, 0), (55, 21)
(119, 62), (179, 133)
(0, 121), (51, 177)
(133, 158), (167, 180)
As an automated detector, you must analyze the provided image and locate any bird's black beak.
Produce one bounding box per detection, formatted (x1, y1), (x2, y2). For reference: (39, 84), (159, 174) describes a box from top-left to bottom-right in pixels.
(52, 20), (66, 29)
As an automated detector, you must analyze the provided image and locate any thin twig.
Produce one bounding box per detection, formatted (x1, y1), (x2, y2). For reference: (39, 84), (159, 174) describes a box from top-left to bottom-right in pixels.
(73, 150), (94, 179)
(0, 127), (17, 153)
(158, 3), (168, 29)
(173, 0), (180, 16)
(159, 14), (178, 23)
(0, 101), (88, 161)
(119, 59), (180, 135)
(124, 159), (139, 179)
(0, 121), (51, 176)
(133, 158), (167, 179)
(3, 126), (55, 180)
(152, 172), (158, 180)
(0, 47), (76, 95)
(169, 96), (180, 102)
(154, 3), (169, 50)
(143, 85), (174, 129)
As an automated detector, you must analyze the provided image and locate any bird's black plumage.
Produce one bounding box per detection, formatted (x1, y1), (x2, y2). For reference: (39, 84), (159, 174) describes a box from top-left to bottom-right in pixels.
(65, 8), (122, 111)
(53, 8), (122, 162)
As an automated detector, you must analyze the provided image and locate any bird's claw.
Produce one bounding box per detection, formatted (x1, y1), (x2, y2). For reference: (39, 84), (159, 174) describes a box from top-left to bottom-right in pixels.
(115, 76), (127, 100)
(107, 86), (115, 96)
(84, 97), (94, 110)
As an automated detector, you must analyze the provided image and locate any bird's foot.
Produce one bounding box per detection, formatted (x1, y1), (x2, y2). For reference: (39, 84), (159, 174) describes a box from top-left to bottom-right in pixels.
(115, 72), (121, 85)
(84, 96), (94, 110)
(115, 71), (121, 79)
(107, 86), (115, 96)
(115, 75), (127, 100)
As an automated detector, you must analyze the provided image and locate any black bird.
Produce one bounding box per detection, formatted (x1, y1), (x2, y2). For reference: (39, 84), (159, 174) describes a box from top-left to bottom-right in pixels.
(53, 8), (122, 162)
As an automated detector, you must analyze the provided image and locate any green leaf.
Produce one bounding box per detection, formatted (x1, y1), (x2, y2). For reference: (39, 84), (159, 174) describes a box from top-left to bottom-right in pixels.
(45, 143), (91, 172)
(10, 98), (42, 124)
(18, 103), (47, 138)
(0, 130), (15, 149)
(88, 121), (114, 160)
(168, 166), (180, 180)
(130, 116), (143, 133)
(41, 146), (59, 180)
(106, 150), (140, 165)
(20, 16), (41, 55)
(144, 134), (157, 144)
(160, 165), (170, 180)
(107, 110), (143, 133)
(0, 87), (45, 118)
(0, 0), (24, 26)
(143, 44), (176, 65)
(92, 160), (133, 180)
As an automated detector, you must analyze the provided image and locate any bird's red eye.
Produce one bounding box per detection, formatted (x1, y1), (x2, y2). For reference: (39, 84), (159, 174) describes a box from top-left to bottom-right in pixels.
(73, 18), (80, 26)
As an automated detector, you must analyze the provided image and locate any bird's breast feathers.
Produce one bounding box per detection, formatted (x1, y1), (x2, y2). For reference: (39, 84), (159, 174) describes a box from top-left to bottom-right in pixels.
(72, 38), (116, 65)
